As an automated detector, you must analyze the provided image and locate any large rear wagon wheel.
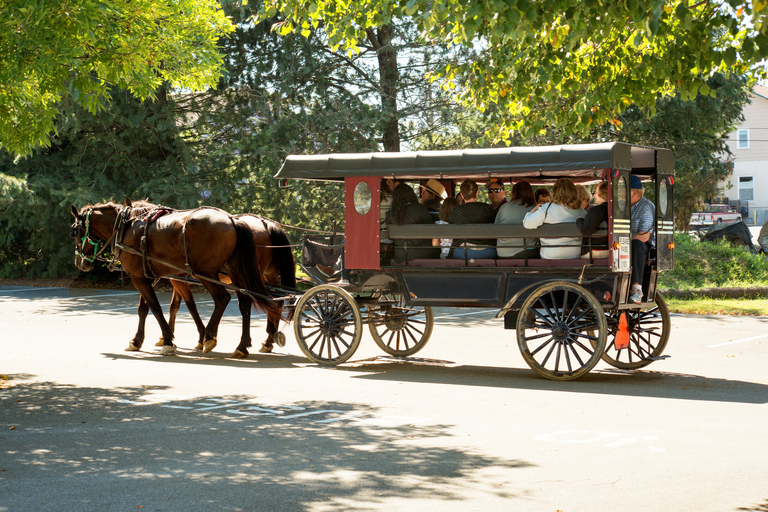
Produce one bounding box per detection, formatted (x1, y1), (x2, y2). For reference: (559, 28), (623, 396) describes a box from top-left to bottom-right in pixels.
(293, 284), (362, 366)
(517, 282), (607, 381)
(368, 294), (434, 357)
(600, 293), (671, 369)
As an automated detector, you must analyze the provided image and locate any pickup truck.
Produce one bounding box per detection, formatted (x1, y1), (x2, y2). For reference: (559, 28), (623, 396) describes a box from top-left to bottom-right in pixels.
(689, 204), (742, 229)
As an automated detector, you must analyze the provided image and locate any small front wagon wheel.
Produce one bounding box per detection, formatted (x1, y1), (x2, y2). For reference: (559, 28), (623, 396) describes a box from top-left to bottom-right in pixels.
(293, 285), (362, 365)
(517, 282), (607, 380)
(368, 294), (434, 357)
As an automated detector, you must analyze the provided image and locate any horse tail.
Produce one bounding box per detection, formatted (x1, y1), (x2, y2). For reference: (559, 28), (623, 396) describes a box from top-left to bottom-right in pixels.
(267, 221), (296, 321)
(232, 220), (282, 319)
(267, 222), (297, 289)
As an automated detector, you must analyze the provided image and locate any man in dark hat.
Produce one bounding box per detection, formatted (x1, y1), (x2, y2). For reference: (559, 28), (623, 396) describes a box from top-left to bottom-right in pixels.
(486, 177), (508, 213)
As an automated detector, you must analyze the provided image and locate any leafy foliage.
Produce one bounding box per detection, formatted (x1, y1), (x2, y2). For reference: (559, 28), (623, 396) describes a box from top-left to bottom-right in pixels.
(256, 0), (768, 142)
(0, 0), (234, 156)
(659, 233), (768, 290)
(0, 86), (195, 277)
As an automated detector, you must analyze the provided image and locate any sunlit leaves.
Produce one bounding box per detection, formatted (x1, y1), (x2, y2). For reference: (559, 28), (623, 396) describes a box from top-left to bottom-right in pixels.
(0, 0), (235, 156)
(255, 0), (768, 141)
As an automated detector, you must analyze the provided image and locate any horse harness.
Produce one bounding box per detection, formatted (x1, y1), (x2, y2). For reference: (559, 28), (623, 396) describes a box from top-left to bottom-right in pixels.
(74, 204), (292, 305)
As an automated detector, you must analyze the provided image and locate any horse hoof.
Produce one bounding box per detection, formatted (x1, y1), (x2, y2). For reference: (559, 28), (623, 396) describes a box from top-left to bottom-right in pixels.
(125, 344), (141, 352)
(203, 339), (217, 353)
(194, 343), (204, 351)
(155, 337), (165, 347)
(159, 345), (176, 356)
(274, 332), (286, 348)
(231, 350), (248, 359)
(258, 344), (273, 354)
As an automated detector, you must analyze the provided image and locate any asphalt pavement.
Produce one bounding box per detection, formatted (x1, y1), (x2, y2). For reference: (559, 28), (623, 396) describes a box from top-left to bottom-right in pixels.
(1, 285), (766, 512)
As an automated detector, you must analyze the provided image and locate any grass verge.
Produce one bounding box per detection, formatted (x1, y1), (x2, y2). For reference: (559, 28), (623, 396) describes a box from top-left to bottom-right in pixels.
(665, 297), (768, 316)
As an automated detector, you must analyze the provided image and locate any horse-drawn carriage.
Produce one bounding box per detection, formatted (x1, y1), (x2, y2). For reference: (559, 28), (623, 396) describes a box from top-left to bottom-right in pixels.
(71, 142), (674, 381)
(278, 142), (675, 380)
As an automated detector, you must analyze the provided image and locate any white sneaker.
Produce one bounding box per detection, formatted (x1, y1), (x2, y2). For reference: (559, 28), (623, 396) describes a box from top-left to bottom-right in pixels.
(629, 288), (643, 304)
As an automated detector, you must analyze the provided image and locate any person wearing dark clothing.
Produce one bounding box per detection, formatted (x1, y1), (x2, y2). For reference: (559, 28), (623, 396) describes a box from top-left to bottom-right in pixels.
(387, 183), (440, 263)
(576, 181), (609, 258)
(449, 179), (496, 259)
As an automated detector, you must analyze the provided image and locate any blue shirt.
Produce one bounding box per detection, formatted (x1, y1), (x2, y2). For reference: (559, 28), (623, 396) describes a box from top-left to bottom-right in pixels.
(631, 195), (655, 246)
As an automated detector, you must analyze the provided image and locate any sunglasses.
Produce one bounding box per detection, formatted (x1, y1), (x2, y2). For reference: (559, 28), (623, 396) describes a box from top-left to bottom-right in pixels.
(488, 188), (503, 193)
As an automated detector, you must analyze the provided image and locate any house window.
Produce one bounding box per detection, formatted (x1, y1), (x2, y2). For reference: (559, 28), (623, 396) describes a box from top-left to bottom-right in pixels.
(739, 176), (754, 201)
(738, 128), (750, 149)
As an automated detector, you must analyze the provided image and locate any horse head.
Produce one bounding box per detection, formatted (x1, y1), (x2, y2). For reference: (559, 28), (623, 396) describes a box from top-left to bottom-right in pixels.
(70, 203), (121, 272)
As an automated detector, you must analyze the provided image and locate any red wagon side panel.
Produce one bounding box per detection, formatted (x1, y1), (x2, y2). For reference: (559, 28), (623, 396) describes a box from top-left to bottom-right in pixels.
(345, 176), (381, 270)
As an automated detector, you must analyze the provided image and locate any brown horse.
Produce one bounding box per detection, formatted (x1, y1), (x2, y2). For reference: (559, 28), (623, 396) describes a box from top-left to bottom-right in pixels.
(70, 202), (281, 356)
(142, 207), (297, 356)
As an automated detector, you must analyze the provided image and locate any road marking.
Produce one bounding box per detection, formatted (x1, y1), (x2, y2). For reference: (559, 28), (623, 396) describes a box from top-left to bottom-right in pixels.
(533, 430), (665, 452)
(707, 333), (768, 348)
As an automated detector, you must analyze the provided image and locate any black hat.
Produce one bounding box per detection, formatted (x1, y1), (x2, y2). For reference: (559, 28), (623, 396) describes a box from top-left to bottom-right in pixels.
(486, 177), (505, 189)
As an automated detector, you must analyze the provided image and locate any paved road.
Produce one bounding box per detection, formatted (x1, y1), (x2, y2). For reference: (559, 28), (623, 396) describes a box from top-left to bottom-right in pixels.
(1, 285), (766, 512)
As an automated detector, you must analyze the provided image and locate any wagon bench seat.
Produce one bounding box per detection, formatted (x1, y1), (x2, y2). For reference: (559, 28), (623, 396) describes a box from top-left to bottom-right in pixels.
(386, 223), (606, 239)
(392, 258), (609, 267)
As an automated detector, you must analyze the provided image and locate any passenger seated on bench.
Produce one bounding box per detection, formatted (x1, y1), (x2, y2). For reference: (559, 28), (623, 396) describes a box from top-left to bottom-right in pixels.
(495, 180), (540, 259)
(629, 175), (655, 304)
(576, 181), (610, 259)
(387, 183), (441, 263)
(577, 185), (592, 210)
(523, 177), (586, 259)
(432, 197), (459, 259)
(535, 188), (551, 205)
(449, 179), (497, 259)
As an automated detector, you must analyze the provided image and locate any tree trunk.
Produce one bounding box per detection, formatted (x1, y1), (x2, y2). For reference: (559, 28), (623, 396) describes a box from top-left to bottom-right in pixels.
(367, 25), (400, 152)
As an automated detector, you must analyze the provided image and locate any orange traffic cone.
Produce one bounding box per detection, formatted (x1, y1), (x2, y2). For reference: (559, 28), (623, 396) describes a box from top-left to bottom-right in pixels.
(615, 312), (630, 350)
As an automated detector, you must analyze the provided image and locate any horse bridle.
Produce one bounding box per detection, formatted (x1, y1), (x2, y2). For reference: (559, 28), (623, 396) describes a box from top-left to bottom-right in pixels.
(71, 208), (117, 263)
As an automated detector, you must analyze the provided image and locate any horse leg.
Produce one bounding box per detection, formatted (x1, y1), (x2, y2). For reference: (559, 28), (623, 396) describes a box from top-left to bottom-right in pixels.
(129, 278), (176, 355)
(231, 291), (252, 359)
(156, 287), (183, 346)
(199, 281), (231, 354)
(258, 306), (284, 353)
(169, 281), (207, 351)
(132, 295), (150, 348)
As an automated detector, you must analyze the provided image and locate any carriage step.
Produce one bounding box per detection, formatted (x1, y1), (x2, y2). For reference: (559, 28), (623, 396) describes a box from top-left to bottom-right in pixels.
(646, 355), (671, 361)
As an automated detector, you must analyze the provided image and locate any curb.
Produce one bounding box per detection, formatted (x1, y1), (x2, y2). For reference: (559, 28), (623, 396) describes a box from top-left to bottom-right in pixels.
(659, 287), (768, 300)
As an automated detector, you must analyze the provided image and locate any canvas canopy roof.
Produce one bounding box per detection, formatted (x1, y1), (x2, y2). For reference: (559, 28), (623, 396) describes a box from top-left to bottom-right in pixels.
(275, 142), (668, 182)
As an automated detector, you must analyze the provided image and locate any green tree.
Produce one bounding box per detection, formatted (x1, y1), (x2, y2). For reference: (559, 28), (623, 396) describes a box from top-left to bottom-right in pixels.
(0, 86), (195, 277)
(0, 0), (234, 156)
(256, 0), (768, 143)
(608, 74), (750, 232)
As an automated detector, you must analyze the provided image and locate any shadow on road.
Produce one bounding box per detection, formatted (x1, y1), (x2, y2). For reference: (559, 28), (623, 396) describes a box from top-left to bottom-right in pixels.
(101, 350), (768, 405)
(0, 378), (531, 511)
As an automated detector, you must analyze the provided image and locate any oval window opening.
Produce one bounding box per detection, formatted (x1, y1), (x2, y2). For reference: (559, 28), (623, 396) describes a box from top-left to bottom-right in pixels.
(659, 179), (669, 216)
(353, 182), (372, 215)
(616, 175), (628, 214)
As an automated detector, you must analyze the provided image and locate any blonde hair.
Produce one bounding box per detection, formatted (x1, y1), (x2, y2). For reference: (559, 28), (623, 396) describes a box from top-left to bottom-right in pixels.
(577, 185), (591, 205)
(551, 178), (582, 210)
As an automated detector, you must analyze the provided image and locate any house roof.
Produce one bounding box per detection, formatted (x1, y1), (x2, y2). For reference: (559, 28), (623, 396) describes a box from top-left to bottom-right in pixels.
(275, 142), (671, 182)
(751, 84), (768, 102)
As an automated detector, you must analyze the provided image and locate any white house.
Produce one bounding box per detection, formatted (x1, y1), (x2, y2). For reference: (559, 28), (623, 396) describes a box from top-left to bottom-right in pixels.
(721, 84), (768, 225)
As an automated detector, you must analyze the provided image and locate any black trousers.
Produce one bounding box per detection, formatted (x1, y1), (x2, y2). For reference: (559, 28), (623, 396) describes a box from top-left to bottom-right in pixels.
(631, 239), (651, 285)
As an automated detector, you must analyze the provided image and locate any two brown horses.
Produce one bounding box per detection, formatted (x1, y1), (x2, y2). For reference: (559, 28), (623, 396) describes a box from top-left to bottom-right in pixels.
(70, 200), (295, 357)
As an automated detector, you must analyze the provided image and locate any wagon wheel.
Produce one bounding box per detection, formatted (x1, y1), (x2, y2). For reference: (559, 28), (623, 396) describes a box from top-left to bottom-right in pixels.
(599, 293), (671, 369)
(517, 281), (607, 381)
(368, 294), (434, 357)
(293, 284), (362, 366)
